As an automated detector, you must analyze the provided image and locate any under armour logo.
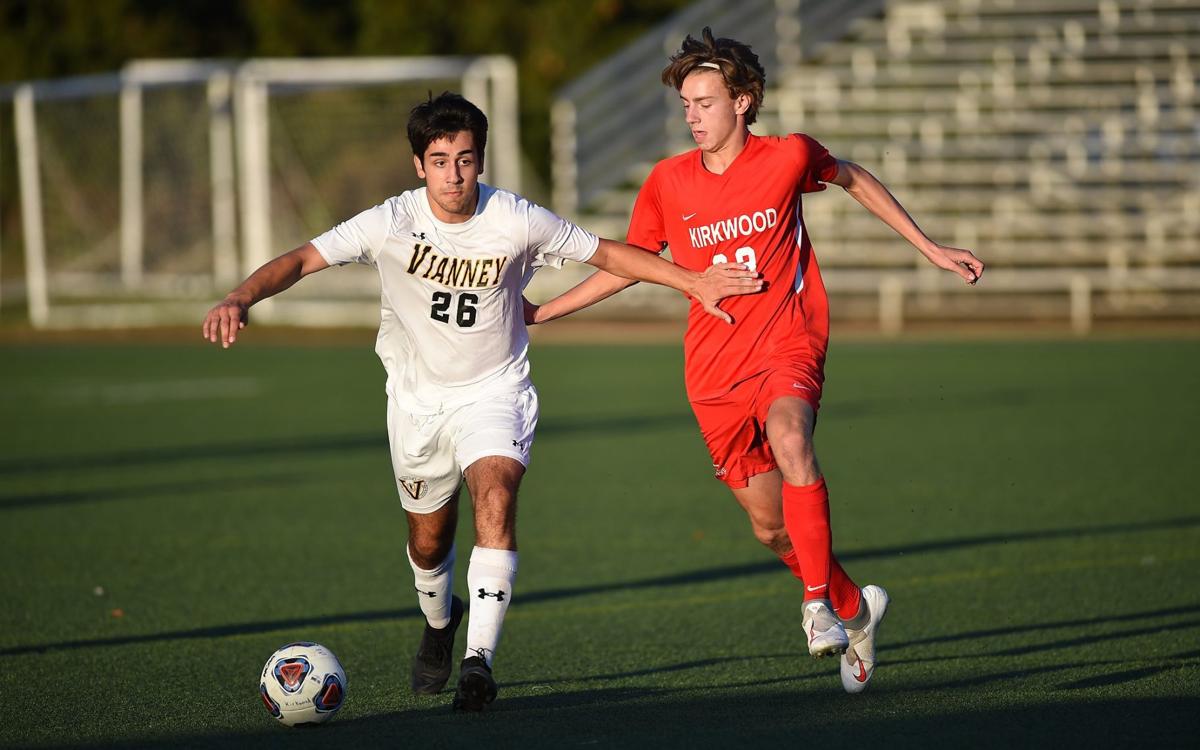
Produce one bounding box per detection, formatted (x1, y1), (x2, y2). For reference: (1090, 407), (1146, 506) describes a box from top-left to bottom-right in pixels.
(415, 587), (437, 598)
(511, 439), (525, 449)
(477, 588), (506, 601)
(412, 231), (427, 240)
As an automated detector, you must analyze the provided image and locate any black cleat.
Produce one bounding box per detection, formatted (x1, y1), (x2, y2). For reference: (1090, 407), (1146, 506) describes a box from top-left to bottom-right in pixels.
(410, 595), (464, 695)
(452, 656), (498, 711)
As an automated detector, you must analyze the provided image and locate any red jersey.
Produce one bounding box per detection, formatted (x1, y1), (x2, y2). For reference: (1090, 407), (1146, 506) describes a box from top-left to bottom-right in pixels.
(627, 133), (839, 402)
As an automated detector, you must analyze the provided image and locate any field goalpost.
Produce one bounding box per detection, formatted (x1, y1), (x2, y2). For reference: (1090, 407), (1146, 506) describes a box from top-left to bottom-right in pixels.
(6, 56), (519, 329)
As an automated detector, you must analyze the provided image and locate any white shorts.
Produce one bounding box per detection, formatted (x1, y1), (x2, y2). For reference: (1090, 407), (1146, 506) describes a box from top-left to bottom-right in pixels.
(386, 385), (538, 514)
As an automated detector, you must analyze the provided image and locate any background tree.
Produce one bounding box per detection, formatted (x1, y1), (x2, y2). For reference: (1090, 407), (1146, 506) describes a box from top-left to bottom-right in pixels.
(0, 0), (690, 184)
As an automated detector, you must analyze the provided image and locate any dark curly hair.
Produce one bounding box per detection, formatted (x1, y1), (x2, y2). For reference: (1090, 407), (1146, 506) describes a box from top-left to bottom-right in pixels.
(661, 27), (767, 126)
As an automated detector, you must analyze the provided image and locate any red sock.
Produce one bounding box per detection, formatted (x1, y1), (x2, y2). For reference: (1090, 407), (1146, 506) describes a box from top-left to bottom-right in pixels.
(778, 549), (862, 619)
(777, 548), (805, 580)
(830, 559), (862, 620)
(782, 478), (836, 603)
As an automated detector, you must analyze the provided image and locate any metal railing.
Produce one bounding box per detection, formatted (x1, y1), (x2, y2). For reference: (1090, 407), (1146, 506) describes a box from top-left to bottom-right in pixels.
(551, 0), (886, 217)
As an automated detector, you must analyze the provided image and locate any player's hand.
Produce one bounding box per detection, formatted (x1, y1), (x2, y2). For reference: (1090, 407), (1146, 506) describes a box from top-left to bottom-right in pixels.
(927, 244), (985, 285)
(202, 295), (250, 348)
(522, 296), (541, 325)
(694, 262), (762, 325)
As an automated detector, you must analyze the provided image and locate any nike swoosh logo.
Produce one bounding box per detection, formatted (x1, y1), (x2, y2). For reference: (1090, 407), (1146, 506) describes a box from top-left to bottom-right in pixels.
(682, 213), (697, 221)
(854, 661), (869, 683)
(806, 584), (827, 592)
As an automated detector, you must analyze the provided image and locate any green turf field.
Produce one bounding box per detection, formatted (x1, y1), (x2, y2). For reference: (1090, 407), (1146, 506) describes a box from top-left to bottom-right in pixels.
(1, 337), (1197, 748)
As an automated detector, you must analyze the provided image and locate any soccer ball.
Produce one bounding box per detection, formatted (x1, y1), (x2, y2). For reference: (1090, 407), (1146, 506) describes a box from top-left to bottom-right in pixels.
(258, 641), (347, 726)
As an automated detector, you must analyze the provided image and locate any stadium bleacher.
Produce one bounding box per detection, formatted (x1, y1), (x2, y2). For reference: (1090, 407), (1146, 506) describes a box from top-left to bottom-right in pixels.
(554, 0), (1200, 332)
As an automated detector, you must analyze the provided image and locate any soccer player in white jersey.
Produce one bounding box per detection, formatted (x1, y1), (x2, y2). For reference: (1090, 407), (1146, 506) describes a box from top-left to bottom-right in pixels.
(202, 93), (761, 711)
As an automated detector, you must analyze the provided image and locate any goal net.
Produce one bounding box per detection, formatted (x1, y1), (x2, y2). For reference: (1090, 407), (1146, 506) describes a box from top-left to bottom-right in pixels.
(4, 56), (519, 329)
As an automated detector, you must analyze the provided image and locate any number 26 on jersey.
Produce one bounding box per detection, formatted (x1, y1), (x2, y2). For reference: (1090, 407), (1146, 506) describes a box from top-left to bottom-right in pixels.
(430, 292), (478, 328)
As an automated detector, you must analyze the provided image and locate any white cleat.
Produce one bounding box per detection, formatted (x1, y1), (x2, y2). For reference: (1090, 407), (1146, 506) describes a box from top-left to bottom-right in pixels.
(803, 599), (849, 657)
(840, 584), (889, 693)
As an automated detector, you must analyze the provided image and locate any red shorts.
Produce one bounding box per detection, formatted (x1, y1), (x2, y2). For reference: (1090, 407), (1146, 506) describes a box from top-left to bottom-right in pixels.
(690, 358), (824, 489)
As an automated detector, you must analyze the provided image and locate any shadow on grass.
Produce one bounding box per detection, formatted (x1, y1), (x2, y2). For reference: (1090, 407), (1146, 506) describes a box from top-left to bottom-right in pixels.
(1, 379), (1065, 480)
(502, 653), (793, 688)
(889, 603), (1200, 651)
(0, 377), (1066, 481)
(1058, 665), (1182, 690)
(0, 412), (695, 478)
(0, 473), (311, 511)
(3, 516), (1197, 658)
(0, 432), (389, 477)
(992, 617), (1200, 657)
(887, 647), (1200, 691)
(59, 693), (1200, 750)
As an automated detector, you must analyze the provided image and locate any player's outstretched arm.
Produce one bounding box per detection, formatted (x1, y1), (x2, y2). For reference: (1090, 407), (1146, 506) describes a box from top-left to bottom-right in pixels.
(525, 269), (638, 325)
(583, 239), (761, 324)
(829, 160), (985, 285)
(202, 242), (330, 348)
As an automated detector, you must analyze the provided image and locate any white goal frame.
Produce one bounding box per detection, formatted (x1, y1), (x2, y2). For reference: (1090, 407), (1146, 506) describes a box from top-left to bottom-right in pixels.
(6, 55), (519, 329)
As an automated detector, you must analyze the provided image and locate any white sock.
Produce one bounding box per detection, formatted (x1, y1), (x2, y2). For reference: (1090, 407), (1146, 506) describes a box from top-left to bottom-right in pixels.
(465, 546), (517, 668)
(407, 543), (455, 629)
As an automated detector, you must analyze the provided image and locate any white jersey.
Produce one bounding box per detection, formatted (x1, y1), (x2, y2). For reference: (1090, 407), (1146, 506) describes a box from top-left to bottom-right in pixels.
(312, 183), (598, 410)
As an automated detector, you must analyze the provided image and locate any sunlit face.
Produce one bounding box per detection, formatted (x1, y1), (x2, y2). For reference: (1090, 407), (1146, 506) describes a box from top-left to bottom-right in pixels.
(678, 69), (750, 154)
(414, 130), (483, 223)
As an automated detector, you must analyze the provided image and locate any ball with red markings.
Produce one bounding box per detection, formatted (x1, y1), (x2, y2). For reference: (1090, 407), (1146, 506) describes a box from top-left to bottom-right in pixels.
(259, 641), (347, 726)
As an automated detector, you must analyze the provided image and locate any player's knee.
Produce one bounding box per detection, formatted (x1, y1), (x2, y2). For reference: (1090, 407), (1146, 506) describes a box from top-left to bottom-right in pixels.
(772, 431), (813, 463)
(751, 523), (790, 554)
(408, 537), (452, 570)
(772, 435), (820, 485)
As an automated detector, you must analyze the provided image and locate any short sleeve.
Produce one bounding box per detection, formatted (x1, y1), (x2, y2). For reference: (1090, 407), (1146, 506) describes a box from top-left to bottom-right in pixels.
(793, 134), (840, 194)
(310, 201), (393, 267)
(526, 202), (599, 270)
(626, 167), (667, 253)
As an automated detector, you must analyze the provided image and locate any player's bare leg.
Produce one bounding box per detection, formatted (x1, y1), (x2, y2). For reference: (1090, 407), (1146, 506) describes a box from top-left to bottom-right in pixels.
(407, 493), (459, 570)
(730, 469), (790, 555)
(763, 396), (821, 485)
(452, 455), (524, 711)
(407, 492), (466, 695)
(465, 455), (523, 551)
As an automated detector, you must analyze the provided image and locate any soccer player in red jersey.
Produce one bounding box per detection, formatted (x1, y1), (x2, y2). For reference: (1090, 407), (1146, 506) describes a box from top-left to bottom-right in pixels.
(528, 28), (984, 692)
